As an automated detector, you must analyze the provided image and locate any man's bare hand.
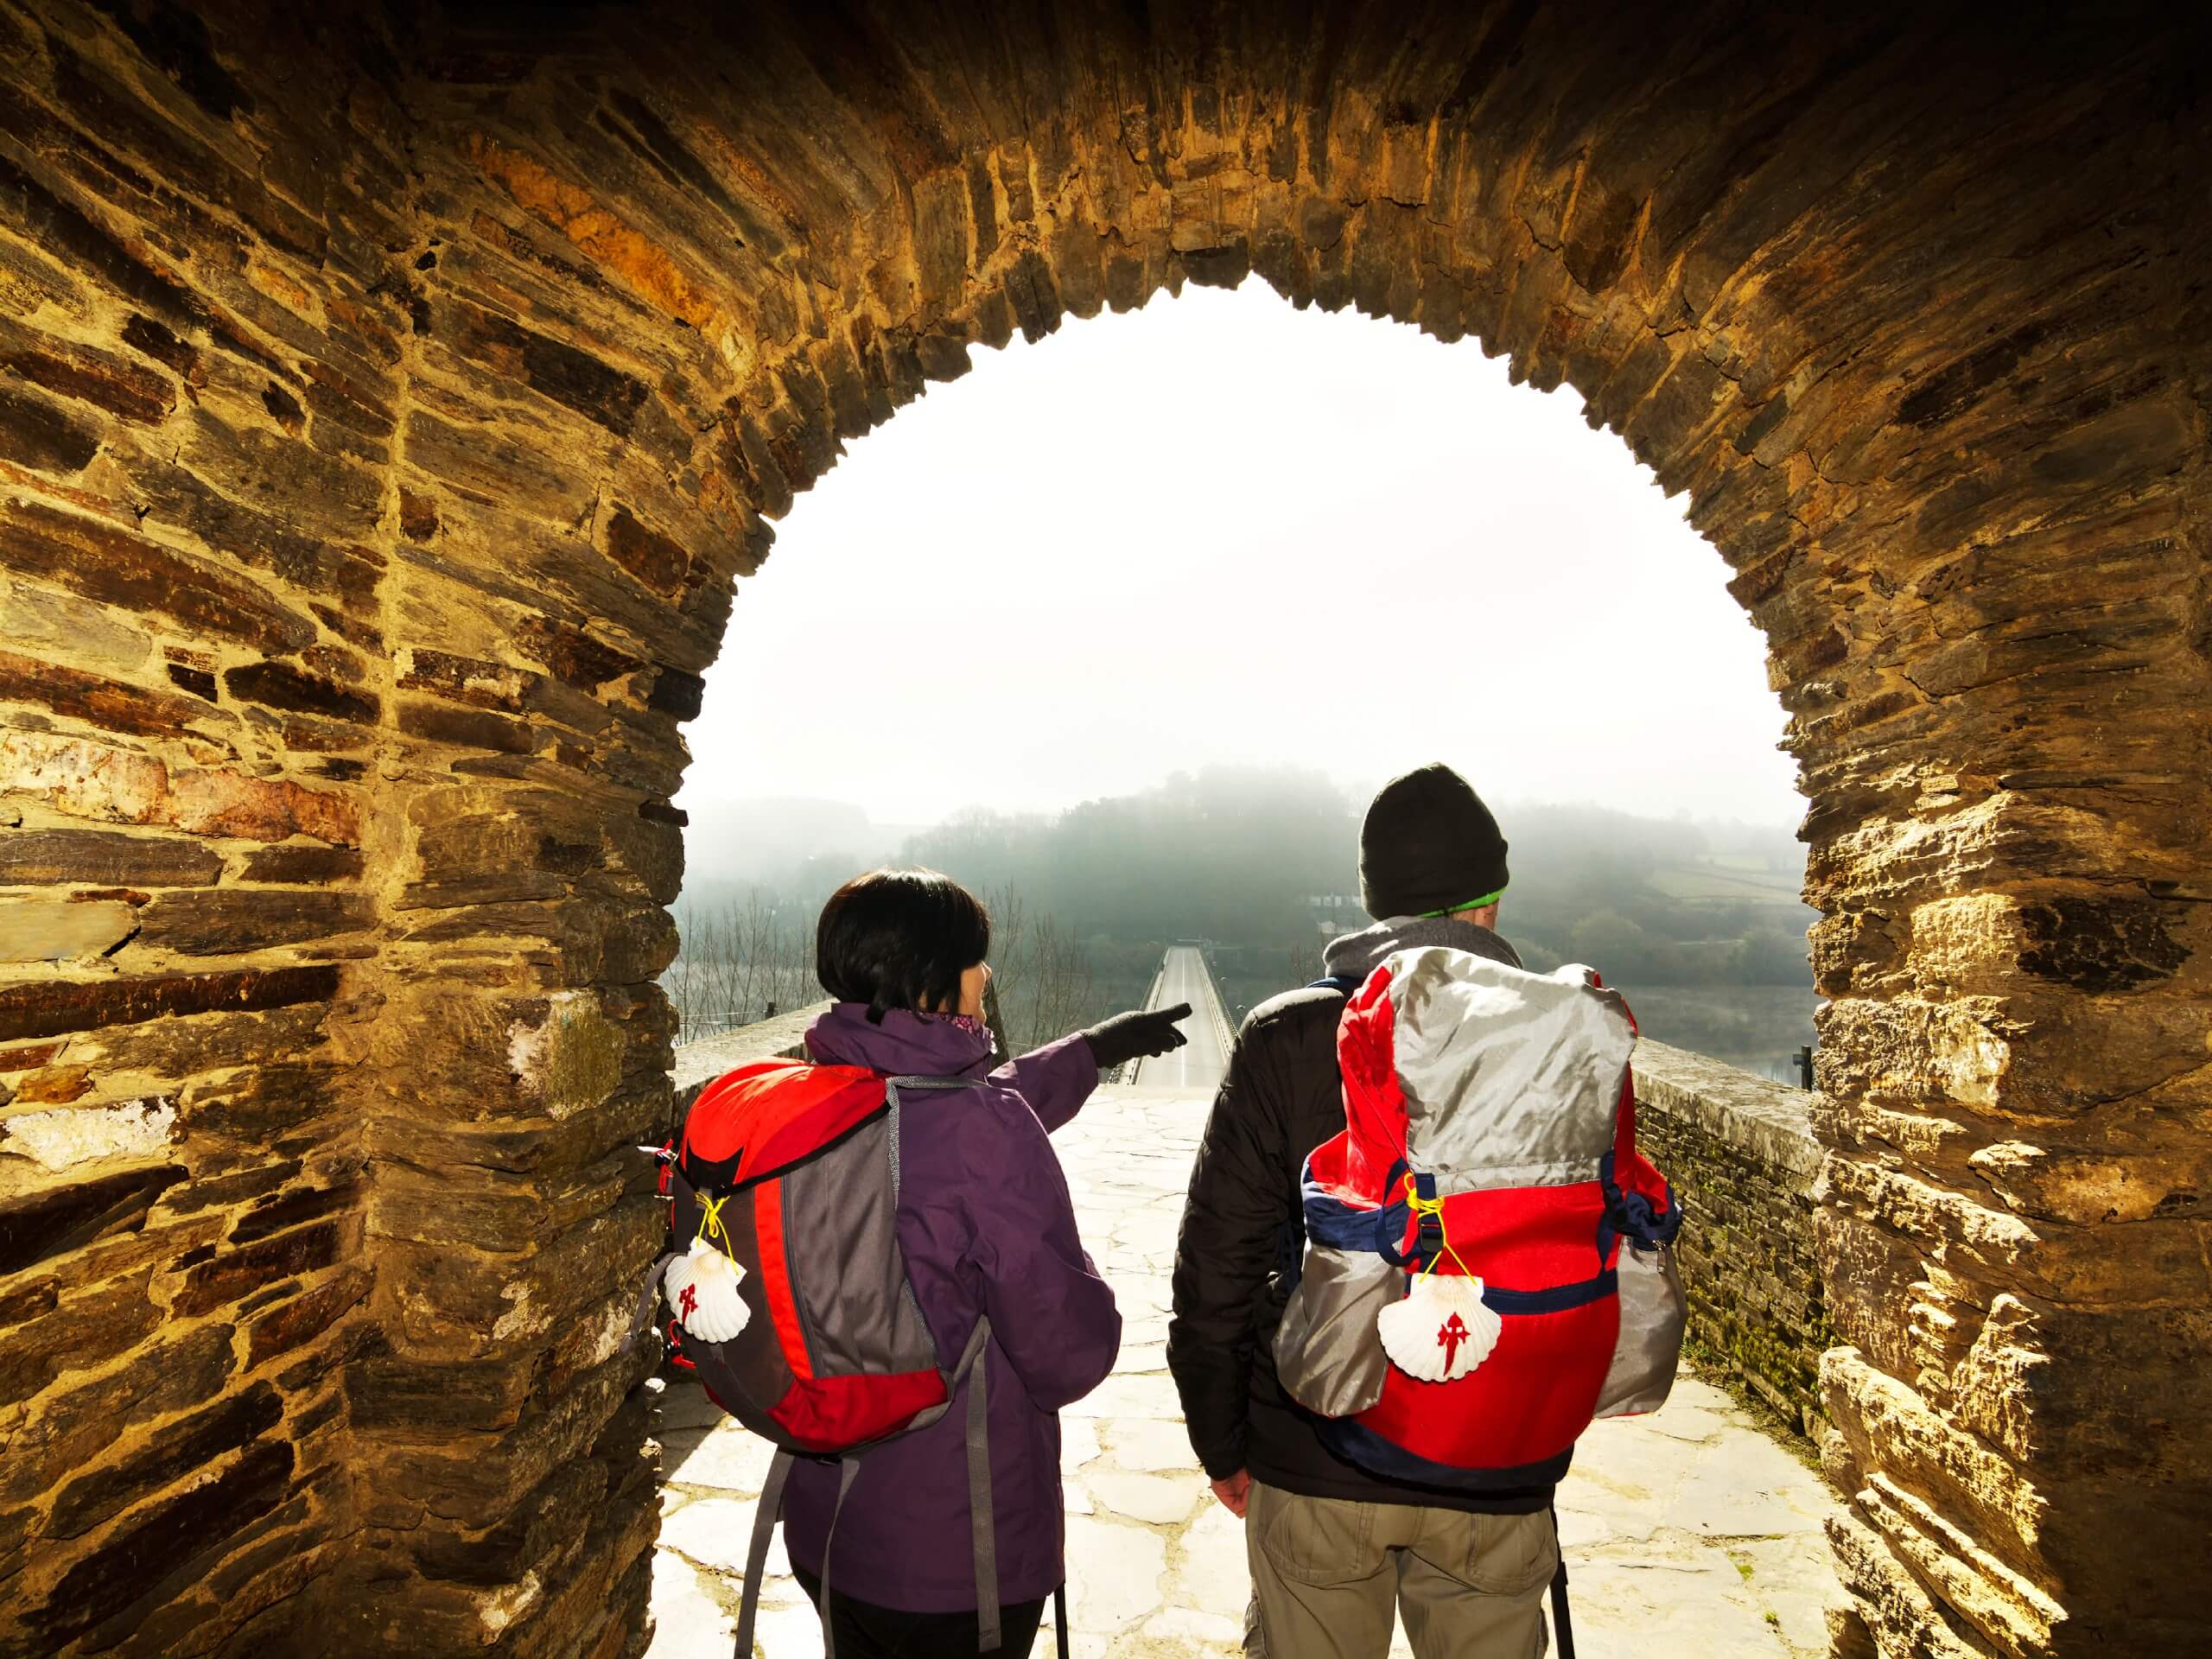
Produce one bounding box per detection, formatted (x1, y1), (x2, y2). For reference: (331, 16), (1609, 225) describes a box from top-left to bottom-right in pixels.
(1210, 1469), (1252, 1518)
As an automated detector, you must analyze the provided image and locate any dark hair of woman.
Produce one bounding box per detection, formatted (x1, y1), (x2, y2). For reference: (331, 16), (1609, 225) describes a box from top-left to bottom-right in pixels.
(816, 868), (992, 1024)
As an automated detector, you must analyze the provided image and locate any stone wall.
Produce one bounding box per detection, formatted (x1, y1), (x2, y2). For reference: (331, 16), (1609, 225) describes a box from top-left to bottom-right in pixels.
(0, 5), (2206, 1657)
(1636, 1040), (1831, 1439)
(668, 1002), (829, 1113)
(0, 5), (404, 1651)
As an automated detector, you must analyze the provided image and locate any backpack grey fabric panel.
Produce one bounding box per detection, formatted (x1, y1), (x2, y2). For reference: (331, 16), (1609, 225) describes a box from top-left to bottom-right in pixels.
(1387, 947), (1636, 1191)
(782, 1121), (940, 1380)
(1595, 1241), (1688, 1418)
(1273, 1247), (1401, 1418)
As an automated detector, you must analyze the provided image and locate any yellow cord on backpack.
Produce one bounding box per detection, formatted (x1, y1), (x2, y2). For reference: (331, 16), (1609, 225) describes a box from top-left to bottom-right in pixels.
(697, 1192), (734, 1255)
(1403, 1173), (1474, 1279)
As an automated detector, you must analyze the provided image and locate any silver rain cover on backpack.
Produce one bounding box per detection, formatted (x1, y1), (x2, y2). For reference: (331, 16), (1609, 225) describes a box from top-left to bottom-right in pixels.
(1273, 1244), (1400, 1419)
(1595, 1239), (1688, 1418)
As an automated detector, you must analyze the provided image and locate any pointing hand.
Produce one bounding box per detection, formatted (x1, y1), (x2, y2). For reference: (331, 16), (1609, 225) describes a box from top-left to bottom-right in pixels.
(1079, 1003), (1192, 1070)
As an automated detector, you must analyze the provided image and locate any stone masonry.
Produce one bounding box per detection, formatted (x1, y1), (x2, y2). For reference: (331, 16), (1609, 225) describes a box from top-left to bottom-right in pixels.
(0, 5), (2207, 1658)
(1635, 1040), (1832, 1439)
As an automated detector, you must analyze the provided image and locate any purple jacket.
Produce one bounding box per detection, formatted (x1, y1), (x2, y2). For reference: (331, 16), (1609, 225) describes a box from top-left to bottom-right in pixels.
(780, 1005), (1119, 1611)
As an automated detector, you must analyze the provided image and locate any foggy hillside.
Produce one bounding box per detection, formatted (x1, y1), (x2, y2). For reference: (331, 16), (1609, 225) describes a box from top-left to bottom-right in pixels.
(671, 768), (1818, 1077)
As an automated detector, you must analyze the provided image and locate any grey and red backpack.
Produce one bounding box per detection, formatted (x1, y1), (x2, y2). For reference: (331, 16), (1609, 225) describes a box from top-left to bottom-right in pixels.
(627, 1057), (1054, 1656)
(1275, 944), (1688, 1484)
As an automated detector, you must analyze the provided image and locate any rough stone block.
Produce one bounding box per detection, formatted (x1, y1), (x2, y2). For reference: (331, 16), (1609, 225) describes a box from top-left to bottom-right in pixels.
(0, 896), (137, 961)
(122, 445), (386, 616)
(370, 1154), (626, 1255)
(0, 964), (340, 1043)
(356, 1338), (650, 1531)
(0, 827), (224, 887)
(2, 731), (361, 844)
(0, 318), (175, 424)
(223, 660), (381, 725)
(181, 407), (382, 540)
(513, 614), (641, 690)
(0, 1164), (185, 1275)
(181, 1060), (343, 1145)
(119, 313), (196, 375)
(0, 645), (232, 741)
(398, 698), (538, 756)
(245, 1267), (371, 1370)
(0, 497), (317, 653)
(603, 506), (691, 597)
(0, 383), (103, 473)
(76, 1005), (328, 1085)
(47, 1381), (286, 1541)
(171, 1217), (346, 1319)
(645, 665), (703, 721)
(1823, 1348), (2048, 1580)
(397, 646), (527, 712)
(378, 1197), (658, 1360)
(240, 843), (366, 884)
(1, 1313), (232, 1492)
(231, 1176), (361, 1245)
(26, 1440), (296, 1653)
(348, 1350), (540, 1433)
(0, 142), (205, 329)
(1822, 1507), (1984, 1659)
(137, 888), (375, 956)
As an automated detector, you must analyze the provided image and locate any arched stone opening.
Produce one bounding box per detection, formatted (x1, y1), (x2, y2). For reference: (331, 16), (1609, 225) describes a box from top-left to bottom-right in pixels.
(0, 5), (2203, 1657)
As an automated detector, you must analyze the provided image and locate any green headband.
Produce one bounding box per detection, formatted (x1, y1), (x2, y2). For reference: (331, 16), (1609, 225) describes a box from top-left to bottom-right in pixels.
(1418, 887), (1505, 919)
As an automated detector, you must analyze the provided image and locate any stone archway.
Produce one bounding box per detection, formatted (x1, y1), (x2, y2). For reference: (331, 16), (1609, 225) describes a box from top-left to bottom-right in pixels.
(0, 4), (2203, 1656)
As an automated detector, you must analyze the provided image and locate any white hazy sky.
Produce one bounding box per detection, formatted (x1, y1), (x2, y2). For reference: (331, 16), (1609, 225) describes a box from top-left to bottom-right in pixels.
(681, 283), (1803, 830)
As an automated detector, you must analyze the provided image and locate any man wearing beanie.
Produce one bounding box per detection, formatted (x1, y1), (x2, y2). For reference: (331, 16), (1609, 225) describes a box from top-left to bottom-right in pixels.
(1168, 764), (1556, 1658)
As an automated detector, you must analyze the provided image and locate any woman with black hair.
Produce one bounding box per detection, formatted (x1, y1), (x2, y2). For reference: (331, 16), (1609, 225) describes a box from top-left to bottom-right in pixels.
(782, 868), (1189, 1657)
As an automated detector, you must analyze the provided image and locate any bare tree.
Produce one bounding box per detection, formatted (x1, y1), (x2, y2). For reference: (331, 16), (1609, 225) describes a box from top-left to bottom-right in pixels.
(668, 885), (1096, 1053)
(988, 887), (1097, 1052)
(666, 893), (819, 1044)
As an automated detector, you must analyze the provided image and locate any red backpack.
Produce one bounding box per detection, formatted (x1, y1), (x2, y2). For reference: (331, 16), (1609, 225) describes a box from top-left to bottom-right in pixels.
(626, 1061), (1027, 1655)
(1273, 945), (1686, 1490)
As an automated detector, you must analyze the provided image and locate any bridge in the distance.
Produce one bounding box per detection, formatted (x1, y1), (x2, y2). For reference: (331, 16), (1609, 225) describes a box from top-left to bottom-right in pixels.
(1127, 944), (1236, 1091)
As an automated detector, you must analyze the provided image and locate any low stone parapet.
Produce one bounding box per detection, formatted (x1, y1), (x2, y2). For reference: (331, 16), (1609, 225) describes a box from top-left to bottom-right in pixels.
(1631, 1039), (1831, 1438)
(671, 1001), (833, 1108)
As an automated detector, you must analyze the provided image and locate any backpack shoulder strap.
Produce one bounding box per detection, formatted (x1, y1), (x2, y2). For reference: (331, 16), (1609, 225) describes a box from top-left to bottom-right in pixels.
(1306, 973), (1364, 995)
(955, 1314), (1001, 1651)
(733, 1448), (795, 1658)
(883, 1073), (980, 1203)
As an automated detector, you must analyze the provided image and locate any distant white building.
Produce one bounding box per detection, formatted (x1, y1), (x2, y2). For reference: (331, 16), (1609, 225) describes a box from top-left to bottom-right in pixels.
(1307, 893), (1362, 938)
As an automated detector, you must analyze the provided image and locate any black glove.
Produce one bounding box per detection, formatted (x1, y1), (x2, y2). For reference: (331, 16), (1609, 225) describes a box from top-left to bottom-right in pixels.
(1080, 1003), (1192, 1070)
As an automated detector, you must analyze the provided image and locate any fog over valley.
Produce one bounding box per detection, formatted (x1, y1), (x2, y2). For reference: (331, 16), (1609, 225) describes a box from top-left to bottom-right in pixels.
(671, 772), (1817, 1084)
(671, 283), (1817, 1081)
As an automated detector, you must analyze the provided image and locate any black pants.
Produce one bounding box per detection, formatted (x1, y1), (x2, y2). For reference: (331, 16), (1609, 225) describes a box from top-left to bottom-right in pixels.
(792, 1563), (1049, 1659)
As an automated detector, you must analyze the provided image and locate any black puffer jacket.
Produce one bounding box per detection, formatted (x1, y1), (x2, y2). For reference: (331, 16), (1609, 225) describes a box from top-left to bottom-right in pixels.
(1166, 915), (1552, 1514)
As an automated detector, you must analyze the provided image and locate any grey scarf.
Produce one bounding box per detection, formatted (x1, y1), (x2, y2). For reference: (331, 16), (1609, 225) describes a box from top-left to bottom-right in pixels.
(1321, 914), (1523, 982)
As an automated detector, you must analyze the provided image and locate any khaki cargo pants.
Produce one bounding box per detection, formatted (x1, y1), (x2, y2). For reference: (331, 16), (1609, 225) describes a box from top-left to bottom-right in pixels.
(1243, 1481), (1555, 1659)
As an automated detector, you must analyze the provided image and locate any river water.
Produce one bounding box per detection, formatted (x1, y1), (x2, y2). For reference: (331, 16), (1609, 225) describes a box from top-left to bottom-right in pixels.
(1617, 984), (1821, 1085)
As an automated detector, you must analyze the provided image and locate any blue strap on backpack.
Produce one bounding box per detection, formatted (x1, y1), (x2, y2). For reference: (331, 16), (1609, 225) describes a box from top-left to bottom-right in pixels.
(1275, 974), (1365, 1289)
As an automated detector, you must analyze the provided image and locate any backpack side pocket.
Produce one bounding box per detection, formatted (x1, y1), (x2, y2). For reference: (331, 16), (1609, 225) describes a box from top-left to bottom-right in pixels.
(1274, 1245), (1401, 1418)
(1594, 1239), (1686, 1418)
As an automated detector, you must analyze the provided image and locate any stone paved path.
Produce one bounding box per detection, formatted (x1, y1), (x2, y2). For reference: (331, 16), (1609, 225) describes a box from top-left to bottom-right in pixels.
(644, 1088), (1847, 1658)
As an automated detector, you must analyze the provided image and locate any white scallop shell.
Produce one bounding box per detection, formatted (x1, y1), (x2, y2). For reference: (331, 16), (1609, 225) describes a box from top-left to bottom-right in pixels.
(665, 1235), (751, 1343)
(1377, 1274), (1500, 1383)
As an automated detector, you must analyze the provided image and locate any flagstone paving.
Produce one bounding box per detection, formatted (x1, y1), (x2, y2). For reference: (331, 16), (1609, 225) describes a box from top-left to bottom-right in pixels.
(644, 1088), (1848, 1658)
